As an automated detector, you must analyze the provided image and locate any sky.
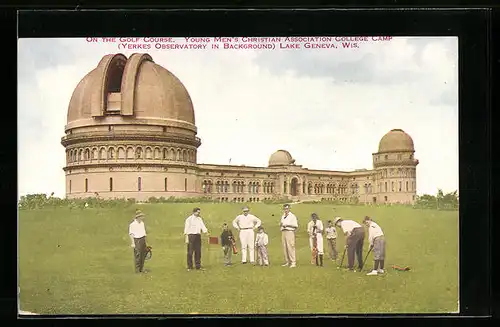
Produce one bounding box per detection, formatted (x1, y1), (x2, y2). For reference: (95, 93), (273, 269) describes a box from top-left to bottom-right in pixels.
(17, 37), (458, 199)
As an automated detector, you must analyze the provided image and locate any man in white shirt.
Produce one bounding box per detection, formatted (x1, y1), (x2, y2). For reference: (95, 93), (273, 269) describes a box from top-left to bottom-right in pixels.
(232, 206), (262, 264)
(280, 204), (299, 268)
(129, 209), (148, 273)
(333, 217), (365, 271)
(363, 216), (386, 276)
(325, 220), (338, 261)
(184, 207), (210, 271)
(307, 213), (324, 267)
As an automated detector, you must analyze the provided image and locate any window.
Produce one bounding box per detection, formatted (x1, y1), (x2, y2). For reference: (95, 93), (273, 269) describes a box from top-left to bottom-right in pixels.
(397, 154), (402, 160)
(185, 178), (187, 191)
(385, 155), (388, 160)
(384, 196), (388, 202)
(283, 181), (287, 194)
(138, 177), (142, 191)
(69, 180), (72, 194)
(385, 182), (387, 192)
(399, 181), (402, 192)
(392, 182), (394, 192)
(84, 178), (88, 192)
(165, 178), (168, 191)
(406, 181), (408, 191)
(109, 178), (113, 191)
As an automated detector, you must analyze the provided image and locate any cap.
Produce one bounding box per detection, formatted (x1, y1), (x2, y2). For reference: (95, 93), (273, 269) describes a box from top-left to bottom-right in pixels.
(283, 204), (290, 209)
(135, 210), (145, 218)
(242, 206), (249, 211)
(333, 217), (341, 225)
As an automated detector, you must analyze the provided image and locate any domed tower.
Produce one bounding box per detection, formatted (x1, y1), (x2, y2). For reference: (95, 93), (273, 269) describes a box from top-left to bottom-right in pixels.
(268, 150), (296, 167)
(372, 129), (419, 204)
(61, 53), (201, 200)
(267, 150), (302, 198)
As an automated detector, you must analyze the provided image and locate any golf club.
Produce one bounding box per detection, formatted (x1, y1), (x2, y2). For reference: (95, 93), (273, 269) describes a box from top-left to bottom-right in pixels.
(362, 246), (373, 271)
(337, 246), (347, 269)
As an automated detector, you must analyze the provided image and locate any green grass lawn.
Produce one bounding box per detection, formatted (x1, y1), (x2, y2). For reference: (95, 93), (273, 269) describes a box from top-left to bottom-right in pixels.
(18, 203), (459, 314)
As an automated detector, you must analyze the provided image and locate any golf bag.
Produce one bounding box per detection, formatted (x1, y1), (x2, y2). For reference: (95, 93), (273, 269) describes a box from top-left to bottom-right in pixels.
(311, 225), (318, 265)
(231, 237), (238, 255)
(145, 245), (153, 260)
(392, 265), (411, 271)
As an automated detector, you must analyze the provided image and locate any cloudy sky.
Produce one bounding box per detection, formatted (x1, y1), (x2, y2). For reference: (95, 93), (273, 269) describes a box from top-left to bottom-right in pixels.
(17, 37), (458, 198)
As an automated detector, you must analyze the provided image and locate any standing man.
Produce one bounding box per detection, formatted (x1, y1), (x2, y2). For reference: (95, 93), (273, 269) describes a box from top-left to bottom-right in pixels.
(184, 207), (210, 271)
(129, 209), (148, 273)
(232, 206), (262, 264)
(280, 204), (299, 268)
(363, 216), (386, 276)
(307, 213), (324, 267)
(333, 217), (365, 271)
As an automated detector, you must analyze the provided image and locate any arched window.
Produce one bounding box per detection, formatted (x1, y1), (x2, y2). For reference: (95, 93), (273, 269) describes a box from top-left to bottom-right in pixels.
(283, 181), (287, 194)
(69, 180), (72, 194)
(84, 178), (88, 192)
(109, 178), (113, 191)
(391, 182), (394, 192)
(385, 182), (388, 192)
(406, 181), (409, 191)
(165, 178), (168, 191)
(216, 181), (221, 193)
(136, 148), (143, 159)
(224, 181), (229, 193)
(138, 177), (142, 191)
(185, 178), (187, 191)
(399, 181), (402, 192)
(108, 147), (115, 159)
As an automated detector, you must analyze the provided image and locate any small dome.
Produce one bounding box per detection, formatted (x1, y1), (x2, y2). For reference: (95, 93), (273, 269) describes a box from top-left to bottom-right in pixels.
(268, 150), (295, 167)
(67, 53), (195, 127)
(378, 129), (415, 153)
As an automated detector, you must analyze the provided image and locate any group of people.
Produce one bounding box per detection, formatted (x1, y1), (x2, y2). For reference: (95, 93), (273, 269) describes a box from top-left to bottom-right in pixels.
(127, 204), (386, 276)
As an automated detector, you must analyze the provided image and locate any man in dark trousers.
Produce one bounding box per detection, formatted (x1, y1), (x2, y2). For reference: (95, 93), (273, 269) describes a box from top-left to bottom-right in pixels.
(184, 207), (210, 271)
(128, 209), (148, 273)
(220, 223), (235, 266)
(333, 217), (365, 271)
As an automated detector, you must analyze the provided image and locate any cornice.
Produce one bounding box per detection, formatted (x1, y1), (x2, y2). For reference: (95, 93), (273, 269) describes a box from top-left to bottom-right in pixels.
(63, 161), (198, 171)
(61, 132), (201, 147)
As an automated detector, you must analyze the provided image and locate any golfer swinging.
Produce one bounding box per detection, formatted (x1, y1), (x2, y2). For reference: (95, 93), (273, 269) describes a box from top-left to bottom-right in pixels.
(334, 217), (365, 272)
(232, 206), (262, 264)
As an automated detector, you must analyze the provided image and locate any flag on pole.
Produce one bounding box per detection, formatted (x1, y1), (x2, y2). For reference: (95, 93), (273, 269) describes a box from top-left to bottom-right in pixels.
(229, 158), (232, 164)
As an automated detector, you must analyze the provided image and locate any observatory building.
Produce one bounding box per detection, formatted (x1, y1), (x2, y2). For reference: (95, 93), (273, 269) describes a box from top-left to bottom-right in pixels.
(61, 53), (419, 204)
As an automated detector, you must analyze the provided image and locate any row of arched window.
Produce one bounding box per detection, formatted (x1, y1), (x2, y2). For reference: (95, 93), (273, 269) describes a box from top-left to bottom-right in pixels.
(305, 182), (352, 195)
(377, 180), (416, 193)
(202, 180), (275, 194)
(376, 168), (416, 179)
(67, 146), (196, 164)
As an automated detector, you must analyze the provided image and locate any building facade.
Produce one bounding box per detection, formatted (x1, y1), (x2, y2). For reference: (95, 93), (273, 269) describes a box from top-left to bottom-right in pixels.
(61, 53), (419, 204)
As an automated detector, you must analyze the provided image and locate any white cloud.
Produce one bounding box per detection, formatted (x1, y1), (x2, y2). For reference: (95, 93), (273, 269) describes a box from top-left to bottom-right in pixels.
(17, 37), (459, 198)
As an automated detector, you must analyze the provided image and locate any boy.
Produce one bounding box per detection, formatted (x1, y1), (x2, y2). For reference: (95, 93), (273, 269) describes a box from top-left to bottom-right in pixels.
(220, 223), (235, 266)
(255, 226), (269, 266)
(325, 220), (338, 261)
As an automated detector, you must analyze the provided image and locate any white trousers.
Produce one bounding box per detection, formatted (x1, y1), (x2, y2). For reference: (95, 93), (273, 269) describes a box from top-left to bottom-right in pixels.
(239, 229), (255, 263)
(309, 234), (324, 255)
